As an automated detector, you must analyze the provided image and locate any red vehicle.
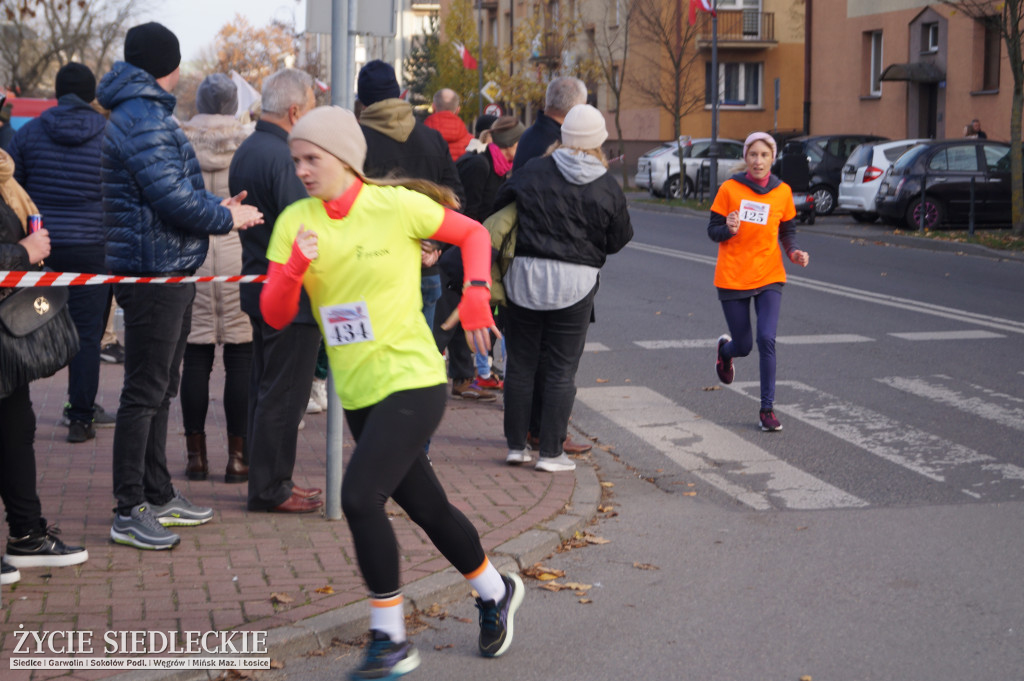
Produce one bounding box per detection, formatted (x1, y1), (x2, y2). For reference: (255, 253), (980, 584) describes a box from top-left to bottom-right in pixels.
(7, 96), (58, 130)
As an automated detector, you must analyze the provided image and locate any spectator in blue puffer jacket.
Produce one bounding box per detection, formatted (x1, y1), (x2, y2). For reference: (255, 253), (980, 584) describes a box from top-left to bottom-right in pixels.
(8, 62), (113, 445)
(96, 22), (263, 552)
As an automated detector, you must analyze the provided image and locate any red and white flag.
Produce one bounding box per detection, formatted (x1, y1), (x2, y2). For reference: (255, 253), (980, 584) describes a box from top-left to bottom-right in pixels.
(453, 41), (478, 70)
(688, 0), (716, 26)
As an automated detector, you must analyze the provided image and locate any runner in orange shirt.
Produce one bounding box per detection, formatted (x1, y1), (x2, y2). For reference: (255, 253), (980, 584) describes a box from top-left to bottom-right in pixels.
(707, 132), (810, 431)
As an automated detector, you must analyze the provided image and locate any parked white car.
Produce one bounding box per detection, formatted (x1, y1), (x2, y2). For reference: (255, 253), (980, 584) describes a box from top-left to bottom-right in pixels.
(838, 138), (929, 222)
(635, 137), (744, 199)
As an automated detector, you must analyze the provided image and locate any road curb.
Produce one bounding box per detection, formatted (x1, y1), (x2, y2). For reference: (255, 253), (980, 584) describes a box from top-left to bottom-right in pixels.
(107, 452), (603, 681)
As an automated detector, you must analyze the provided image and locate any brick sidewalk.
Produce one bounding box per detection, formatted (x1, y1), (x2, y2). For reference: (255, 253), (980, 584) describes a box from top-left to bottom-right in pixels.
(1, 357), (579, 680)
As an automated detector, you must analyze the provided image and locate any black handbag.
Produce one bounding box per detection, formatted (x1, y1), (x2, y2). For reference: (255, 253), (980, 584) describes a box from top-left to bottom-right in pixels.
(0, 285), (80, 399)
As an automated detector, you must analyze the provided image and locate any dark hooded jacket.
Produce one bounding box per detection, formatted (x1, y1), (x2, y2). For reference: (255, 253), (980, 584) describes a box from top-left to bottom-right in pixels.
(8, 94), (106, 247)
(97, 61), (232, 274)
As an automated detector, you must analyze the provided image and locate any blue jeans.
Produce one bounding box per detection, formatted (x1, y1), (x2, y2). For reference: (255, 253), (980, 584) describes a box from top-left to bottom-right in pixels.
(111, 282), (194, 515)
(46, 245), (109, 423)
(719, 288), (782, 410)
(420, 273), (442, 331)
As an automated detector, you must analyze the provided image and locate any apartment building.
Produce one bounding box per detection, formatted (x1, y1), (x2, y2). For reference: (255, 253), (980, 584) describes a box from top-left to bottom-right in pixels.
(809, 0), (1012, 141)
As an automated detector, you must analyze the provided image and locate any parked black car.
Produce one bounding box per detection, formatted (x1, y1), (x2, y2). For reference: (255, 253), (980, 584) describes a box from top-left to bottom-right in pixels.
(775, 134), (888, 215)
(875, 139), (1012, 230)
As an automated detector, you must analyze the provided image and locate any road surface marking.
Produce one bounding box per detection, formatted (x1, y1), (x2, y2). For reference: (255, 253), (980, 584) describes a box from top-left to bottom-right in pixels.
(627, 241), (1024, 335)
(730, 380), (1024, 497)
(877, 374), (1024, 432)
(575, 385), (868, 511)
(584, 342), (610, 352)
(888, 330), (1005, 341)
(635, 334), (873, 349)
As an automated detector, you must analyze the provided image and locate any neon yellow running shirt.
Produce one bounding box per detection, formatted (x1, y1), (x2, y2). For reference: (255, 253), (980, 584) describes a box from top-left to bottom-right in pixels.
(267, 184), (447, 410)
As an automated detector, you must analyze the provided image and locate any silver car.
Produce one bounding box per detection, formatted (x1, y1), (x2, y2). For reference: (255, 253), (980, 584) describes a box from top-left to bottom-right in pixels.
(838, 138), (928, 222)
(635, 137), (744, 199)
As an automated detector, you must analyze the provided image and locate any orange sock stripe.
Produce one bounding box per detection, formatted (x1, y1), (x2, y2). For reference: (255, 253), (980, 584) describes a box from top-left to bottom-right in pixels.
(370, 595), (404, 609)
(463, 557), (490, 580)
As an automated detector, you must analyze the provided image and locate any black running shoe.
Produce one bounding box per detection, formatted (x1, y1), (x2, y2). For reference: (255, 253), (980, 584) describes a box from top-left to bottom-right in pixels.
(475, 572), (525, 658)
(349, 631), (420, 680)
(1, 558), (20, 585)
(4, 525), (89, 568)
(716, 334), (734, 384)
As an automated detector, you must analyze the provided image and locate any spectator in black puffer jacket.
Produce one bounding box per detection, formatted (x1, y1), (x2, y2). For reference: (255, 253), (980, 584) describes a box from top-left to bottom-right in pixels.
(8, 62), (113, 444)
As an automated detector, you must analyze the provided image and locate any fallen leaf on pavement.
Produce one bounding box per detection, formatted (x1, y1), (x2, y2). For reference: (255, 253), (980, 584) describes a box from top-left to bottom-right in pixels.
(682, 491), (697, 497)
(539, 580), (593, 592)
(522, 564), (566, 581)
(600, 481), (614, 488)
(633, 562), (660, 571)
(702, 385), (722, 391)
(579, 598), (593, 604)
(434, 644), (454, 650)
(596, 378), (609, 383)
(597, 504), (614, 513)
(315, 585), (335, 594)
(269, 660), (284, 669)
(270, 592), (294, 604)
(585, 533), (610, 545)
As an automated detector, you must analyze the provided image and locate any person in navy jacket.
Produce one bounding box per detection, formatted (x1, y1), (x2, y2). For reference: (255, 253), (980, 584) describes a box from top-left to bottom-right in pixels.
(9, 62), (113, 444)
(97, 22), (262, 551)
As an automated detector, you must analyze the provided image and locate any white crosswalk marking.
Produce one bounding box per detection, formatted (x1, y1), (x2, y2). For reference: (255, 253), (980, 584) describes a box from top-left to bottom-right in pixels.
(889, 330), (1005, 341)
(877, 375), (1024, 432)
(584, 342), (610, 352)
(729, 380), (1024, 498)
(575, 386), (869, 511)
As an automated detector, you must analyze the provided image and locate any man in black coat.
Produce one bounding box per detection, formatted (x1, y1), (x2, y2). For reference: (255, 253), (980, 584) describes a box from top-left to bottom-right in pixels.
(229, 68), (324, 514)
(512, 76), (587, 172)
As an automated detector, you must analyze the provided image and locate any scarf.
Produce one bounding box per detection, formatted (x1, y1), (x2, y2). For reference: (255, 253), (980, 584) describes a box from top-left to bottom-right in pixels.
(0, 149), (38, 232)
(488, 143), (513, 177)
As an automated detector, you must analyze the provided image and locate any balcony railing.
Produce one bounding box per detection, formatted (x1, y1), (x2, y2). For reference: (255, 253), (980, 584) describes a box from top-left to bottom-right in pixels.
(696, 10), (775, 44)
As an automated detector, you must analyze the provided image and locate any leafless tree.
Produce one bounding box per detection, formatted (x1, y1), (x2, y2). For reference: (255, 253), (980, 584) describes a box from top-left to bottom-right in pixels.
(0, 0), (146, 96)
(586, 0), (637, 186)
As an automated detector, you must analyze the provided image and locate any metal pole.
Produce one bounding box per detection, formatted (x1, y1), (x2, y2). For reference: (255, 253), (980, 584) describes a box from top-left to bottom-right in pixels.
(969, 176), (976, 236)
(477, 0), (484, 115)
(709, 1), (719, 196)
(326, 0), (352, 520)
(331, 0), (349, 108)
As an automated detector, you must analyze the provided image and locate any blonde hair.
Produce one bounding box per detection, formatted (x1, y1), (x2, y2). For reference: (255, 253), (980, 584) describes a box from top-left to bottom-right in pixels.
(363, 173), (461, 210)
(545, 141), (609, 169)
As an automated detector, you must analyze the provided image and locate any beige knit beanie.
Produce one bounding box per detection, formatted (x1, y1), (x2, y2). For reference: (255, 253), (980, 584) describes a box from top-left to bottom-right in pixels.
(560, 104), (608, 150)
(288, 106), (367, 176)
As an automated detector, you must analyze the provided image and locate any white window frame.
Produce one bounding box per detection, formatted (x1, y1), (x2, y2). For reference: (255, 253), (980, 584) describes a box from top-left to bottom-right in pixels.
(924, 23), (939, 53)
(870, 30), (883, 96)
(706, 61), (763, 109)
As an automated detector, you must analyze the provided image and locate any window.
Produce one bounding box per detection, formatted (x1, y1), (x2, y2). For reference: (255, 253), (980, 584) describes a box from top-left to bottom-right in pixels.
(922, 23), (939, 53)
(869, 30), (883, 96)
(983, 17), (1000, 90)
(714, 0), (761, 9)
(705, 62), (762, 107)
(928, 146), (980, 173)
(982, 144), (1010, 173)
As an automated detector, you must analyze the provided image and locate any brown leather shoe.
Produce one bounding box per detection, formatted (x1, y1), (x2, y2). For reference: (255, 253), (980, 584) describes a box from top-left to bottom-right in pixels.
(225, 435), (248, 483)
(292, 485), (322, 499)
(526, 432), (593, 454)
(269, 491), (323, 513)
(186, 433), (208, 481)
(562, 435), (593, 454)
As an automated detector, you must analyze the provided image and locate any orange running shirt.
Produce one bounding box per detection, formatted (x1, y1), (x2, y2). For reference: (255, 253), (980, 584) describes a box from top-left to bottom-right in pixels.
(710, 178), (796, 291)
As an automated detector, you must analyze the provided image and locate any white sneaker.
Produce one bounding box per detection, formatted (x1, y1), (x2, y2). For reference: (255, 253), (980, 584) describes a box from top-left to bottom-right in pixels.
(534, 453), (576, 472)
(505, 449), (532, 465)
(306, 378), (328, 414)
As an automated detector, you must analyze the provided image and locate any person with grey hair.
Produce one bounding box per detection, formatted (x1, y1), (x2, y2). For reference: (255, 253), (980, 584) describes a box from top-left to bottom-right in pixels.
(228, 68), (325, 514)
(178, 74), (254, 485)
(511, 76), (587, 172)
(425, 88), (472, 161)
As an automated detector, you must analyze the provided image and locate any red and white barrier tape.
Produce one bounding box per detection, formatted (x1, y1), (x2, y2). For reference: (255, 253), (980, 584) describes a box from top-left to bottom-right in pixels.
(0, 271), (267, 288)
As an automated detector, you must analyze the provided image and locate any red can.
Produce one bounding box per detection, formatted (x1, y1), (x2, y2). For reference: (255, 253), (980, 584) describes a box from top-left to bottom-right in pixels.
(28, 214), (43, 234)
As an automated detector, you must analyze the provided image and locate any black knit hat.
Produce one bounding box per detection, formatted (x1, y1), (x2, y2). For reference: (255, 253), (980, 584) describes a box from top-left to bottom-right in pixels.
(55, 62), (96, 102)
(474, 114), (497, 136)
(357, 60), (401, 107)
(124, 22), (181, 79)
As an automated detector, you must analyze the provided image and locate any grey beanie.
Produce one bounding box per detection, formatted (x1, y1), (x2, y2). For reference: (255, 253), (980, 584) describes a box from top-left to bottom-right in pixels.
(196, 74), (238, 116)
(289, 106), (367, 176)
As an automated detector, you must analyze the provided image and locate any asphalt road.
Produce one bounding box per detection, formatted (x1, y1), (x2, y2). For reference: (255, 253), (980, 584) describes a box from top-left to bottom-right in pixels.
(262, 209), (1024, 681)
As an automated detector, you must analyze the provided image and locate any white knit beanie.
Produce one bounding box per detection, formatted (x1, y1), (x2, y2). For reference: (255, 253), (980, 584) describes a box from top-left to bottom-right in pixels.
(743, 131), (777, 163)
(560, 104), (608, 150)
(288, 106), (367, 176)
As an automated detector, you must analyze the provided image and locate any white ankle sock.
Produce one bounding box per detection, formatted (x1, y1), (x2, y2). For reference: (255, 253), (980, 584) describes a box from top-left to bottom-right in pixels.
(369, 595), (406, 643)
(465, 558), (506, 603)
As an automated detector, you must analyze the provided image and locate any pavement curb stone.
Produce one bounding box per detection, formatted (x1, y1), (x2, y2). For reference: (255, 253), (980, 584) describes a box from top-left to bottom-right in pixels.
(105, 449), (603, 681)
